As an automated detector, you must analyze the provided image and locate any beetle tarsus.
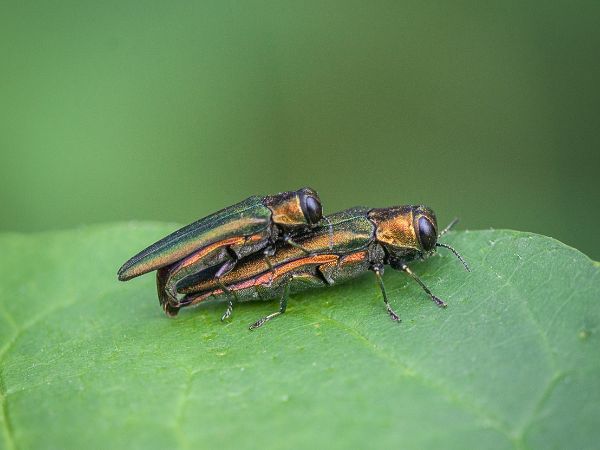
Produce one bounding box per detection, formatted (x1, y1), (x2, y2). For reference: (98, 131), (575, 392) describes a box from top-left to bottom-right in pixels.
(249, 277), (291, 330)
(221, 300), (234, 321)
(386, 304), (401, 321)
(431, 295), (447, 308)
(398, 263), (447, 308)
(216, 279), (237, 321)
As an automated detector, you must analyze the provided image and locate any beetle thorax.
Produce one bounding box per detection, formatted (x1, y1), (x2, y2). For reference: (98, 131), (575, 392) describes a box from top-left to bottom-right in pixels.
(368, 206), (419, 254)
(264, 192), (307, 227)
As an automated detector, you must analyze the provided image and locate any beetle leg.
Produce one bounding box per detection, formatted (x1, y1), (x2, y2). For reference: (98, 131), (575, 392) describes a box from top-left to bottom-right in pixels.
(249, 273), (323, 330)
(397, 262), (447, 308)
(159, 244), (238, 312)
(263, 246), (275, 273)
(214, 254), (237, 279)
(249, 281), (291, 330)
(283, 235), (311, 255)
(217, 281), (239, 321)
(371, 265), (401, 322)
(317, 261), (338, 285)
(214, 258), (239, 321)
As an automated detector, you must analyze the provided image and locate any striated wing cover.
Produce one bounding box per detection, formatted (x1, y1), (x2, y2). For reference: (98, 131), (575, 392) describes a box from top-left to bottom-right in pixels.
(178, 207), (376, 295)
(118, 196), (271, 281)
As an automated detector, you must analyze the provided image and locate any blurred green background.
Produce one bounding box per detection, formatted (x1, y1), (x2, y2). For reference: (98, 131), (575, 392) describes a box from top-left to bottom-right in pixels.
(1, 0), (598, 258)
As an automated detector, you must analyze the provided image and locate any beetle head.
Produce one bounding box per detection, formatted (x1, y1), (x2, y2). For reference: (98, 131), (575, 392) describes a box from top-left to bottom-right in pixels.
(368, 205), (438, 259)
(369, 205), (470, 271)
(265, 187), (323, 229)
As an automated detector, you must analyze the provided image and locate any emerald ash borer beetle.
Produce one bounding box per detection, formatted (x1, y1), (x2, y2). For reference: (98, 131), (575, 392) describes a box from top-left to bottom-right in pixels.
(175, 205), (470, 329)
(117, 188), (323, 316)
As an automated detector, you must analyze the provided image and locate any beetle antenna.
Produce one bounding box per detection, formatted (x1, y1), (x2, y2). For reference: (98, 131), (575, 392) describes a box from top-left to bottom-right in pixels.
(436, 242), (470, 272)
(438, 218), (459, 238)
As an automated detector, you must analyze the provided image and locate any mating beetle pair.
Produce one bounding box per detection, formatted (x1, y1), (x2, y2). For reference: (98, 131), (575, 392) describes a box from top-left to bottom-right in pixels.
(118, 188), (469, 329)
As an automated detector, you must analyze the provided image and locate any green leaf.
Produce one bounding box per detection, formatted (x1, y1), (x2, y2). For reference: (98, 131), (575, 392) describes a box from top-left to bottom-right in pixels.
(0, 225), (598, 450)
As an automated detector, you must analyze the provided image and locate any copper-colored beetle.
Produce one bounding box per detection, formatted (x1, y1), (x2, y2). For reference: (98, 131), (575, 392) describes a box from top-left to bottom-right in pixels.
(117, 188), (323, 316)
(176, 205), (469, 329)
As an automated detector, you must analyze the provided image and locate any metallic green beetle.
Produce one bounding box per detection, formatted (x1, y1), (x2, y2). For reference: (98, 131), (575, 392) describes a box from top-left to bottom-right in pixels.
(117, 188), (323, 316)
(175, 205), (469, 329)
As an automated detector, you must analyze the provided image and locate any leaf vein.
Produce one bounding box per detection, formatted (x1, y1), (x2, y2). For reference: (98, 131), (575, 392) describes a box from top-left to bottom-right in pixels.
(300, 307), (514, 442)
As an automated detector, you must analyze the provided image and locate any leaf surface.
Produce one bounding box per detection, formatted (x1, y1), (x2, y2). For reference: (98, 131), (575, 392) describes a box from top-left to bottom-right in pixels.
(0, 225), (598, 449)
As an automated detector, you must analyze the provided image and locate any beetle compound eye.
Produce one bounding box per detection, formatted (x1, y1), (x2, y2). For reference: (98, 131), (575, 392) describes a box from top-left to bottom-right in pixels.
(418, 216), (436, 252)
(301, 195), (323, 225)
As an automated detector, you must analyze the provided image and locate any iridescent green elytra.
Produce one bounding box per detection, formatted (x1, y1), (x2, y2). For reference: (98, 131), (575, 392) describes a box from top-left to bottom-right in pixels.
(176, 206), (469, 329)
(117, 188), (323, 316)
